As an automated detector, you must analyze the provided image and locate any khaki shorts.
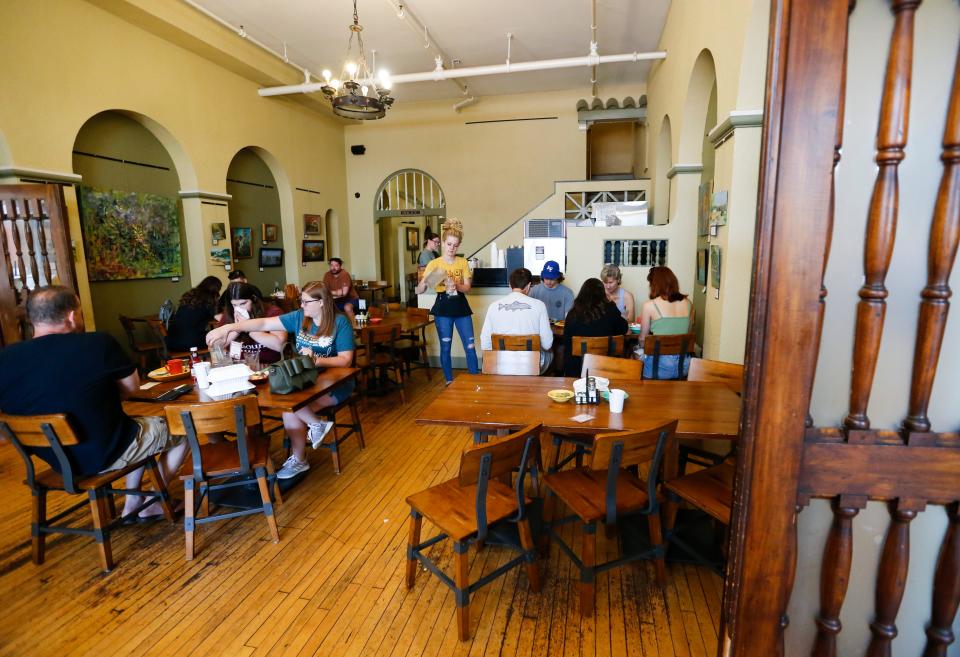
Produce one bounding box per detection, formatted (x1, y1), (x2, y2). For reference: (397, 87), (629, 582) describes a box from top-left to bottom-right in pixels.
(102, 416), (183, 472)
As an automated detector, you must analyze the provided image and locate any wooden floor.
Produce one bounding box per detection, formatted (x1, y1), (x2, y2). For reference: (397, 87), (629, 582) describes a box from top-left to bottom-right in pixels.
(0, 372), (721, 657)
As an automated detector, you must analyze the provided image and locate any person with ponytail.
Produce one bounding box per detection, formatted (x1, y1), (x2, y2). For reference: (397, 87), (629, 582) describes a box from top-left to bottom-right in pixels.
(414, 218), (479, 384)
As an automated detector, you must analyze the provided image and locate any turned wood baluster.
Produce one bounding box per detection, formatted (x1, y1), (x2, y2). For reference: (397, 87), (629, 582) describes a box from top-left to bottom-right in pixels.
(811, 496), (865, 657)
(903, 43), (960, 434)
(22, 199), (40, 291)
(0, 200), (15, 291)
(866, 500), (922, 657)
(808, 0), (856, 428)
(8, 199), (28, 292)
(923, 502), (960, 657)
(35, 198), (52, 285)
(844, 0), (922, 432)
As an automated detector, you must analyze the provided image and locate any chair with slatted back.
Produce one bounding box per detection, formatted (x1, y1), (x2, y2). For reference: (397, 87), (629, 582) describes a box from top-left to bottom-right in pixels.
(687, 357), (744, 395)
(0, 413), (174, 572)
(481, 350), (540, 376)
(165, 396), (280, 560)
(541, 419), (678, 616)
(661, 460), (735, 576)
(119, 314), (163, 373)
(570, 334), (625, 358)
(357, 323), (406, 403)
(490, 334), (541, 352)
(580, 353), (642, 379)
(396, 307), (432, 380)
(405, 423), (543, 640)
(642, 333), (696, 380)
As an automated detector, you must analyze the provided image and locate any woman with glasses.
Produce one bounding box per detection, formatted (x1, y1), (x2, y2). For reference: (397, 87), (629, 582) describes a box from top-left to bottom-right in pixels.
(206, 280), (355, 479)
(417, 233), (440, 275)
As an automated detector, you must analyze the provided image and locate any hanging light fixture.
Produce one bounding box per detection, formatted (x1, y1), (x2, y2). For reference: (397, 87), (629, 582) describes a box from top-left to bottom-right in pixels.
(320, 0), (394, 120)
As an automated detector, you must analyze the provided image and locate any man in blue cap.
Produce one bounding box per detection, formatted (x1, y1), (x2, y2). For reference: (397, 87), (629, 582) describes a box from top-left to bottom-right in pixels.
(530, 260), (574, 322)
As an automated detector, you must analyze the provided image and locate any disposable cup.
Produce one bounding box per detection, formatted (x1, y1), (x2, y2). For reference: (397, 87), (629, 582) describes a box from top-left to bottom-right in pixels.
(609, 388), (626, 413)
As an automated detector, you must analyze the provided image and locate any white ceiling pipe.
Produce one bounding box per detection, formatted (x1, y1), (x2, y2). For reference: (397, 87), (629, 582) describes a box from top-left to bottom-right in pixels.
(258, 50), (666, 96)
(383, 0), (470, 96)
(590, 0), (599, 97)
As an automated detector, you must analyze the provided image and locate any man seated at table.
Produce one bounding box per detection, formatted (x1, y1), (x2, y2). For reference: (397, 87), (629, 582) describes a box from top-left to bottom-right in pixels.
(529, 260), (574, 323)
(322, 257), (360, 322)
(0, 286), (187, 521)
(480, 267), (554, 374)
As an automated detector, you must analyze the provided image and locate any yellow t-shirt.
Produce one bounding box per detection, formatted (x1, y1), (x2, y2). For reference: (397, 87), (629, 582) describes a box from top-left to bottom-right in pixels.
(422, 256), (471, 293)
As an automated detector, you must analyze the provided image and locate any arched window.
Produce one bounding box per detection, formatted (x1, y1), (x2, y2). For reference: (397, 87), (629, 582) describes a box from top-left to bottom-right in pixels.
(374, 169), (445, 218)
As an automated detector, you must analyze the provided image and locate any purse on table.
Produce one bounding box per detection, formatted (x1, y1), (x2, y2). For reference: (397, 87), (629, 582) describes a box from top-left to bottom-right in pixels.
(268, 355), (318, 394)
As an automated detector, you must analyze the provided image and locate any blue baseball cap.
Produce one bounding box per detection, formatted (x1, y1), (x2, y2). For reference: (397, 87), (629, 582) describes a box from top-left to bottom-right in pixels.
(540, 261), (561, 279)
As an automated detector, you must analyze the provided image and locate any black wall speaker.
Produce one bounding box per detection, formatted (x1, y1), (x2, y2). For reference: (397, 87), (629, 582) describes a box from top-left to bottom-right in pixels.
(350, 145), (366, 155)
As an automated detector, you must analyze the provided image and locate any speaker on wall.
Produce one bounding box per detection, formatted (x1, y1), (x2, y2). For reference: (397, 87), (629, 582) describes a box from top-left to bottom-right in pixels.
(350, 145), (366, 155)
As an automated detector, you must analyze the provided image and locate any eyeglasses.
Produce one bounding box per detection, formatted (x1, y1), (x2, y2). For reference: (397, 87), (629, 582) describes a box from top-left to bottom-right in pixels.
(301, 298), (322, 305)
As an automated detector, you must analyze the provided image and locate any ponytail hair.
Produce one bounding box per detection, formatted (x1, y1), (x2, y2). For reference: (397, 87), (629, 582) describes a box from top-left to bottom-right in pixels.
(440, 217), (464, 244)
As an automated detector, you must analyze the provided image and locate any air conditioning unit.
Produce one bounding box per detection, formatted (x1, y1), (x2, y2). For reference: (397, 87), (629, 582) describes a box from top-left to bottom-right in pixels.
(524, 219), (566, 238)
(523, 219), (566, 273)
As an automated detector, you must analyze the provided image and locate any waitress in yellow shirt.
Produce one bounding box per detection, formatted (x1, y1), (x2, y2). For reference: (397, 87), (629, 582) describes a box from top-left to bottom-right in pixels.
(415, 218), (479, 384)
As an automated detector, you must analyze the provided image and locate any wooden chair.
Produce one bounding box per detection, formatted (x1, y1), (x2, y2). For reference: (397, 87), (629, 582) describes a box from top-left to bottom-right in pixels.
(541, 420), (678, 616)
(396, 307), (432, 380)
(570, 334), (625, 358)
(687, 357), (744, 395)
(316, 388), (366, 476)
(405, 423), (543, 640)
(385, 302), (403, 313)
(165, 396), (280, 560)
(662, 460), (735, 576)
(0, 413), (174, 572)
(368, 305), (385, 319)
(642, 333), (696, 380)
(580, 353), (642, 379)
(119, 314), (163, 373)
(357, 324), (406, 403)
(481, 350), (540, 376)
(491, 334), (541, 351)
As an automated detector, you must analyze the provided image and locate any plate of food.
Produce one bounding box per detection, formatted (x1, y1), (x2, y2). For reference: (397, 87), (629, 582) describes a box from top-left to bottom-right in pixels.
(147, 363), (191, 382)
(547, 389), (574, 403)
(249, 368), (270, 384)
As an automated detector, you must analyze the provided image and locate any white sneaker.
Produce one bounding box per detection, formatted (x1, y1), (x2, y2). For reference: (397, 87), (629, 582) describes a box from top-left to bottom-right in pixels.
(308, 421), (334, 449)
(276, 455), (310, 479)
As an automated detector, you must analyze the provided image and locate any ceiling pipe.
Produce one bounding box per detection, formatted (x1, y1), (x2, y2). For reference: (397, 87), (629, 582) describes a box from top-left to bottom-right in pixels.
(259, 49), (666, 96)
(590, 0), (598, 98)
(453, 96), (478, 112)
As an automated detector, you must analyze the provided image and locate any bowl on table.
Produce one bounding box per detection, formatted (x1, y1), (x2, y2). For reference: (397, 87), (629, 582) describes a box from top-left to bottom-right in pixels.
(629, 323), (642, 334)
(369, 317), (383, 324)
(147, 361), (191, 382)
(547, 389), (574, 403)
(600, 390), (630, 401)
(248, 368), (270, 384)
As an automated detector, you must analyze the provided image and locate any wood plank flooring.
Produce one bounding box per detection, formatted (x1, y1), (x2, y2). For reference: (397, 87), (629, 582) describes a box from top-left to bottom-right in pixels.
(0, 372), (721, 657)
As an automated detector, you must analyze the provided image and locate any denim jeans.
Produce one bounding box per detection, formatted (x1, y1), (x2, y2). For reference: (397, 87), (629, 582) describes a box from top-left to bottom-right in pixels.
(434, 314), (479, 383)
(642, 353), (690, 380)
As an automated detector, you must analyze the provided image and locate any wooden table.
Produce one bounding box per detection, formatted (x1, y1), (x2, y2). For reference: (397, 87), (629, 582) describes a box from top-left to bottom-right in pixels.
(124, 367), (361, 417)
(353, 313), (434, 335)
(356, 282), (390, 304)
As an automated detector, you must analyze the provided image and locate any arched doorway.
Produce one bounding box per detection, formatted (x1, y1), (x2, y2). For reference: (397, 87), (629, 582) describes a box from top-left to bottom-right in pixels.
(373, 169), (446, 303)
(72, 110), (191, 355)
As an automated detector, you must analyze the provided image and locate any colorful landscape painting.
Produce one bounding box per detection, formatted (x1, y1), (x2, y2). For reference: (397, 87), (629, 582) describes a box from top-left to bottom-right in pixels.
(232, 227), (253, 259)
(302, 239), (325, 263)
(78, 186), (182, 281)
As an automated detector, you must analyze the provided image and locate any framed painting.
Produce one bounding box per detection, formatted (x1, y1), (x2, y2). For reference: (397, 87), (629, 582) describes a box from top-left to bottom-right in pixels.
(710, 245), (722, 289)
(304, 214), (322, 235)
(302, 239), (325, 263)
(210, 246), (231, 267)
(406, 226), (420, 251)
(259, 247), (283, 268)
(698, 182), (712, 236)
(710, 190), (728, 227)
(78, 186), (183, 281)
(262, 223), (278, 243)
(211, 222), (226, 242)
(697, 248), (709, 286)
(232, 227), (253, 259)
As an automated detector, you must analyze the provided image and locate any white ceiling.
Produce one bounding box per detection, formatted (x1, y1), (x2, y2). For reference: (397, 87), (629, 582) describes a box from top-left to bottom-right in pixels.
(187, 0), (671, 102)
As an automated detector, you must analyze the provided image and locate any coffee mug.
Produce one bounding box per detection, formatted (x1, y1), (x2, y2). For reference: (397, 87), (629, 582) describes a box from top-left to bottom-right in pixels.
(166, 359), (185, 375)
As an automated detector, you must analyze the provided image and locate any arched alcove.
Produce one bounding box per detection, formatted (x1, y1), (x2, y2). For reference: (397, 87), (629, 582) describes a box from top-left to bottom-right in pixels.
(654, 116), (673, 225)
(226, 148), (285, 295)
(678, 49), (719, 162)
(72, 110), (193, 356)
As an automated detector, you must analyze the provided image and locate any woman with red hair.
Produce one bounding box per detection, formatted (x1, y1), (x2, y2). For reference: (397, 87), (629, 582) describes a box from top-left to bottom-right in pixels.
(638, 266), (695, 379)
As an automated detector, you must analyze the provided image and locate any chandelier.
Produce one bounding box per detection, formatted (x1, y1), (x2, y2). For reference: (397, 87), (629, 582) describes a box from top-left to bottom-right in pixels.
(320, 0), (394, 120)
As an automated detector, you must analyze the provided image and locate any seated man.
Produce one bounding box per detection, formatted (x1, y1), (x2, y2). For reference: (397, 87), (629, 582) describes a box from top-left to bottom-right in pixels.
(0, 286), (187, 521)
(529, 260), (574, 322)
(480, 267), (554, 374)
(322, 257), (360, 321)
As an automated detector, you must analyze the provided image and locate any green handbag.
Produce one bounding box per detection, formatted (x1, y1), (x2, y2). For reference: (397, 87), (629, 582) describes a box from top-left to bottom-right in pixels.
(268, 354), (319, 394)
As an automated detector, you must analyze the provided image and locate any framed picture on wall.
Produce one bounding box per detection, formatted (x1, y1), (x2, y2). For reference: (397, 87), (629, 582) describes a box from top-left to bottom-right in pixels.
(406, 226), (419, 251)
(710, 190), (728, 227)
(302, 239), (325, 263)
(262, 223), (278, 243)
(698, 182), (712, 236)
(697, 248), (709, 286)
(232, 227), (253, 259)
(211, 222), (226, 242)
(259, 247), (283, 268)
(304, 214), (322, 235)
(710, 244), (722, 289)
(210, 246), (231, 267)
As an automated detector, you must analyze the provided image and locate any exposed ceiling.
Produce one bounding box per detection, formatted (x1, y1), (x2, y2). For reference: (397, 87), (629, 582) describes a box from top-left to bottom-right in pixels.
(185, 0), (671, 102)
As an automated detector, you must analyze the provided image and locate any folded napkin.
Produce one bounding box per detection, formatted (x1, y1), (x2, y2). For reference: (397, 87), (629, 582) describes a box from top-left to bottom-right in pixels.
(573, 376), (610, 393)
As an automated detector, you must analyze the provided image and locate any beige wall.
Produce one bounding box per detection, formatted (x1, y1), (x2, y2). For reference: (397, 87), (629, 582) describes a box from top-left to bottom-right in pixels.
(0, 0), (348, 327)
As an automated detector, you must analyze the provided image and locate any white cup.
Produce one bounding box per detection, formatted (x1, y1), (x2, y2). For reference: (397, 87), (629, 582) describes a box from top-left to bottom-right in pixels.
(608, 388), (626, 413)
(193, 362), (211, 389)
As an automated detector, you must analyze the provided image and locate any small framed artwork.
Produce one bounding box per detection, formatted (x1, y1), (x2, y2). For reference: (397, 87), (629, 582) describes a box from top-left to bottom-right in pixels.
(304, 214), (322, 235)
(211, 222), (226, 242)
(710, 190), (728, 227)
(697, 182), (712, 236)
(210, 246), (231, 267)
(302, 239), (325, 263)
(232, 227), (253, 259)
(697, 248), (709, 286)
(405, 226), (420, 251)
(710, 245), (722, 289)
(262, 223), (278, 243)
(259, 247), (283, 268)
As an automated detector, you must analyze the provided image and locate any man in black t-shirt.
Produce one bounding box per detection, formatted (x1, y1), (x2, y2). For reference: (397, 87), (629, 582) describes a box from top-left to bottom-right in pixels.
(0, 287), (187, 520)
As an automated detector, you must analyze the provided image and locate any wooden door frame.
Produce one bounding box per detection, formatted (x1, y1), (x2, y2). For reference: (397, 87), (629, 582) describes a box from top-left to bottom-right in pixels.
(725, 0), (852, 653)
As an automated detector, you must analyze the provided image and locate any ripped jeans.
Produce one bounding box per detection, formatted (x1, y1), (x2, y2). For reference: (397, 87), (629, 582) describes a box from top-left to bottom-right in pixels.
(434, 314), (479, 383)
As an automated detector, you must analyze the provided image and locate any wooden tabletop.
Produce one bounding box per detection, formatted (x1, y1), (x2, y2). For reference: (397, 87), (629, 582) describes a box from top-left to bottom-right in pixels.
(124, 367), (360, 417)
(416, 374), (741, 438)
(354, 313), (434, 334)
